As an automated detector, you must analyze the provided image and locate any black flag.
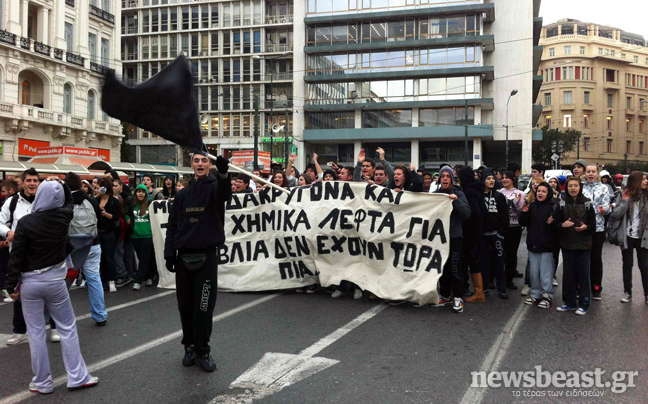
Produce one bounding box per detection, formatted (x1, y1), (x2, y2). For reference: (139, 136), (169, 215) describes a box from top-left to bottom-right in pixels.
(101, 55), (203, 153)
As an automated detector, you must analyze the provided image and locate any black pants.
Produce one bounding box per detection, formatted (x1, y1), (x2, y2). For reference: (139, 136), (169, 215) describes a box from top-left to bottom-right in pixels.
(99, 232), (117, 283)
(562, 250), (591, 309)
(590, 232), (605, 291)
(440, 238), (464, 298)
(621, 237), (648, 296)
(132, 237), (154, 284)
(176, 251), (218, 356)
(479, 234), (506, 294)
(552, 246), (560, 278)
(0, 248), (9, 290)
(13, 299), (26, 334)
(504, 226), (523, 283)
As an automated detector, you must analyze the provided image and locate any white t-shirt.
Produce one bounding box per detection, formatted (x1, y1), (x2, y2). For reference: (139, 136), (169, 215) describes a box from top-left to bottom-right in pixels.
(627, 203), (641, 239)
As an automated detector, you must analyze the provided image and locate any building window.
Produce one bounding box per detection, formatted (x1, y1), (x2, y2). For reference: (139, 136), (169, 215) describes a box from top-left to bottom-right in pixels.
(563, 114), (571, 128)
(584, 137), (590, 152)
(607, 139), (613, 153)
(21, 80), (30, 105)
(627, 140), (632, 153)
(607, 116), (613, 129)
(87, 91), (95, 120)
(584, 91), (590, 104)
(598, 48), (603, 55)
(605, 69), (615, 82)
(627, 119), (631, 132)
(101, 39), (110, 67)
(363, 110), (412, 128)
(641, 120), (645, 133)
(607, 94), (613, 108)
(640, 141), (644, 155)
(544, 92), (551, 106)
(580, 46), (585, 55)
(564, 46), (571, 55)
(63, 83), (72, 114)
(64, 23), (74, 51)
(549, 48), (555, 57)
(635, 56), (639, 63)
(88, 33), (97, 63)
(545, 116), (551, 128)
(584, 115), (589, 128)
(563, 91), (572, 104)
(621, 53), (626, 59)
(627, 96), (632, 109)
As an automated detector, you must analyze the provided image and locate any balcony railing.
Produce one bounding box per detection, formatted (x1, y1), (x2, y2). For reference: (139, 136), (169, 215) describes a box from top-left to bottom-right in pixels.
(122, 0), (138, 7)
(20, 37), (30, 50)
(65, 0), (75, 7)
(90, 62), (114, 75)
(89, 5), (115, 24)
(34, 41), (50, 56)
(66, 52), (85, 67)
(265, 43), (293, 53)
(0, 30), (16, 45)
(264, 73), (293, 81)
(54, 48), (64, 60)
(264, 15), (293, 24)
(0, 102), (14, 115)
(121, 26), (138, 35)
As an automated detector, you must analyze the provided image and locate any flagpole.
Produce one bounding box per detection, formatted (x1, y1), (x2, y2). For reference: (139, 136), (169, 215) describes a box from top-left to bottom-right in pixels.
(205, 153), (290, 195)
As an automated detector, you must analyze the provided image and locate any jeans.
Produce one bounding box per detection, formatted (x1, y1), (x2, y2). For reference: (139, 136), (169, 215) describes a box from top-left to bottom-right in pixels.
(99, 232), (117, 283)
(21, 265), (92, 391)
(590, 232), (606, 291)
(132, 237), (154, 284)
(504, 226), (523, 283)
(621, 237), (648, 296)
(82, 245), (107, 322)
(114, 239), (128, 281)
(440, 238), (463, 298)
(479, 234), (506, 294)
(562, 250), (591, 309)
(528, 251), (554, 299)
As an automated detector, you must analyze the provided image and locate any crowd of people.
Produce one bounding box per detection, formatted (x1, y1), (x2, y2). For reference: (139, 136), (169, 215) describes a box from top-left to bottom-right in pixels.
(230, 149), (644, 315)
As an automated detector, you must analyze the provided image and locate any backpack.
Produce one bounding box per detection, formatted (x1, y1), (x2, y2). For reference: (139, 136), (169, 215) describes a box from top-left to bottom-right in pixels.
(6, 194), (19, 230)
(69, 199), (98, 237)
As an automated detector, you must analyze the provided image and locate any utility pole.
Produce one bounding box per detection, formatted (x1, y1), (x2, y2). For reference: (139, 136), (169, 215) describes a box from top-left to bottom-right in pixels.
(577, 133), (580, 159)
(464, 99), (469, 166)
(555, 129), (560, 169)
(284, 109), (290, 168)
(253, 94), (259, 170)
(269, 73), (274, 163)
(624, 153), (629, 173)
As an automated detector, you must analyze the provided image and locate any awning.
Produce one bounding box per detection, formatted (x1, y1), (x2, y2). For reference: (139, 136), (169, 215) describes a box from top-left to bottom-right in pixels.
(0, 161), (92, 175)
(88, 161), (195, 175)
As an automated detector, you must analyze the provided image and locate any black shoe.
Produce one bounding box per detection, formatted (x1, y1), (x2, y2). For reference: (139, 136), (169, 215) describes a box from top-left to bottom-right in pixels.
(513, 271), (523, 278)
(592, 290), (602, 301)
(96, 320), (106, 327)
(115, 278), (132, 288)
(498, 292), (509, 300)
(506, 281), (518, 290)
(182, 346), (196, 366)
(195, 353), (217, 372)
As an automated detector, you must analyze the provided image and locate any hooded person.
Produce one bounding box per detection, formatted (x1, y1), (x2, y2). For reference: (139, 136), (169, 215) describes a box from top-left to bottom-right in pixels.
(322, 169), (338, 182)
(478, 168), (509, 299)
(389, 165), (424, 192)
(434, 166), (471, 312)
(162, 175), (177, 199)
(599, 170), (616, 202)
(6, 179), (98, 393)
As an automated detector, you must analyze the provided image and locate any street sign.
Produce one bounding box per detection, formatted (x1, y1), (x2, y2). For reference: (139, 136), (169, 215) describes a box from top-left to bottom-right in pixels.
(551, 153), (559, 162)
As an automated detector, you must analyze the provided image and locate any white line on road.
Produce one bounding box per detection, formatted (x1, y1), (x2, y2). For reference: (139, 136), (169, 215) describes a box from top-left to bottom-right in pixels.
(211, 303), (389, 403)
(73, 290), (176, 322)
(0, 293), (280, 404)
(459, 256), (563, 404)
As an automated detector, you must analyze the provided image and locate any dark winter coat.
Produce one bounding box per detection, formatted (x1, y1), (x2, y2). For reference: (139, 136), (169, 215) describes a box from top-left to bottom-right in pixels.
(482, 189), (508, 238)
(520, 198), (558, 252)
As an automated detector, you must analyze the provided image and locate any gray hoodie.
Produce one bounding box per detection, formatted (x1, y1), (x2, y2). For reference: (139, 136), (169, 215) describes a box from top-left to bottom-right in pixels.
(32, 181), (65, 212)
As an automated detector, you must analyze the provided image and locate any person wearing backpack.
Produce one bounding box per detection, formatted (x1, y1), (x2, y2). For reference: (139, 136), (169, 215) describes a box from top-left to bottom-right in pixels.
(554, 177), (595, 315)
(65, 173), (108, 326)
(130, 185), (154, 290)
(609, 171), (648, 305)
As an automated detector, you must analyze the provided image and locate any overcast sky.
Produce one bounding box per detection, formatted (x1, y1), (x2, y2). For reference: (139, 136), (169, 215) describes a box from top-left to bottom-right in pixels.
(540, 0), (647, 38)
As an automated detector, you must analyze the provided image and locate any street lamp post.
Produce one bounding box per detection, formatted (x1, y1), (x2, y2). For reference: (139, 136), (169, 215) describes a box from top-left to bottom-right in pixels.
(505, 89), (518, 169)
(624, 152), (629, 173)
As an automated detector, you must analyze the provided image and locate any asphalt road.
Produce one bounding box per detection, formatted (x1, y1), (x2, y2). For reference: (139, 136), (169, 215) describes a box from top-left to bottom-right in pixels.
(0, 238), (646, 404)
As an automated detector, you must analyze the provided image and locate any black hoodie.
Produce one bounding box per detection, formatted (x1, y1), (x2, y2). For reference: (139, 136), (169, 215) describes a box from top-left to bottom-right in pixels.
(519, 196), (557, 252)
(389, 168), (424, 192)
(458, 167), (485, 242)
(554, 188), (595, 251)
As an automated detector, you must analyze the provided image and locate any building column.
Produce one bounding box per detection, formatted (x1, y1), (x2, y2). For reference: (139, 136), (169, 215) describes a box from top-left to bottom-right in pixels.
(37, 7), (49, 43)
(20, 0), (28, 37)
(292, 0), (306, 173)
(522, 137), (533, 174)
(412, 108), (419, 127)
(411, 139), (419, 169)
(354, 109), (362, 128)
(54, 0), (66, 49)
(472, 138), (482, 168)
(77, 0), (90, 56)
(354, 140), (362, 163)
(7, 0), (22, 34)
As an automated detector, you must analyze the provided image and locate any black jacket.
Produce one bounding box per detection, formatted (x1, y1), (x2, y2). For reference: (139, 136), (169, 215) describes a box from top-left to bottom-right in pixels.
(519, 199), (558, 252)
(482, 189), (508, 238)
(95, 195), (121, 233)
(164, 173), (232, 258)
(388, 169), (424, 193)
(458, 167), (486, 245)
(6, 184), (74, 290)
(554, 194), (595, 251)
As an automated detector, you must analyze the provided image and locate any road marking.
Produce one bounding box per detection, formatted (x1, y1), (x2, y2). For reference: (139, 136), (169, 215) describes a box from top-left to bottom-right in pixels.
(73, 290), (176, 322)
(0, 293), (280, 404)
(211, 303), (389, 403)
(459, 256), (563, 404)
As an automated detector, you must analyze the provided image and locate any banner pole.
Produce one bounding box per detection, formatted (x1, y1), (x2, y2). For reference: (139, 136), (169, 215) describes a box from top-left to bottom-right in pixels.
(205, 153), (290, 195)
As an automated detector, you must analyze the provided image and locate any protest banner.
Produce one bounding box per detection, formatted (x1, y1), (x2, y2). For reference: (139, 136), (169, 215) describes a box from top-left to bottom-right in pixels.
(150, 182), (452, 305)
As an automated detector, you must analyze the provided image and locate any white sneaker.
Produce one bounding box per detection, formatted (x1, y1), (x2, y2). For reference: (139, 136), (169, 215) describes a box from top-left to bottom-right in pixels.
(145, 279), (153, 287)
(79, 280), (87, 288)
(133, 283), (141, 290)
(3, 296), (13, 303)
(50, 329), (61, 343)
(520, 285), (531, 296)
(331, 290), (344, 298)
(452, 297), (464, 313)
(29, 382), (53, 394)
(68, 376), (99, 390)
(109, 281), (117, 293)
(353, 289), (363, 300)
(620, 293), (632, 303)
(7, 333), (28, 345)
(552, 279), (559, 287)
